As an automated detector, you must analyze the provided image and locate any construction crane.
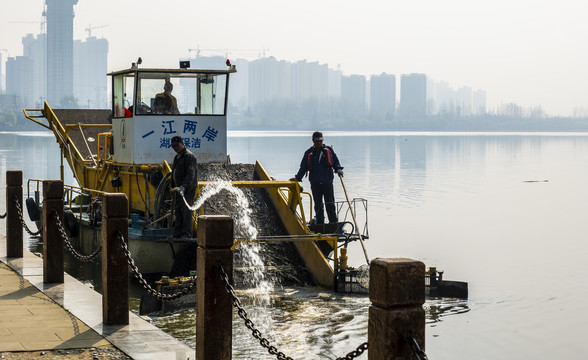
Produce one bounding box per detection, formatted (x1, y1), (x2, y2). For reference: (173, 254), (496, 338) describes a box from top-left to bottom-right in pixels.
(85, 25), (109, 37)
(9, 20), (46, 34)
(188, 47), (231, 58)
(188, 46), (270, 59)
(10, 3), (46, 34)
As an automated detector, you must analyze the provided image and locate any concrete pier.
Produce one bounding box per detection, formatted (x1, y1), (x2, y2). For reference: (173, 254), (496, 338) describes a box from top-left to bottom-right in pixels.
(0, 234), (193, 359)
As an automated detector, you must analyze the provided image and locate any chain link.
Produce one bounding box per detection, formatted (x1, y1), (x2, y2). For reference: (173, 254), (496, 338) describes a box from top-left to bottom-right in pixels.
(117, 230), (195, 301)
(219, 265), (368, 360)
(54, 211), (102, 262)
(406, 336), (429, 360)
(334, 342), (368, 360)
(13, 195), (42, 236)
(218, 265), (294, 360)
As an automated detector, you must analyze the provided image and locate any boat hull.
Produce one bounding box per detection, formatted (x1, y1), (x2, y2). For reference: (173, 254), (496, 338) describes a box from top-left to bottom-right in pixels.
(69, 217), (186, 274)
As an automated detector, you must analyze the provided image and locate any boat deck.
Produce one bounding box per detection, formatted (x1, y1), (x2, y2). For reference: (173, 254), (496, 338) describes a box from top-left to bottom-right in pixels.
(52, 109), (112, 160)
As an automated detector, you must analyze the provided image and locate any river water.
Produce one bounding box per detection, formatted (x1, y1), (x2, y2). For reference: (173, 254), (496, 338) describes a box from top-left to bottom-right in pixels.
(1, 130), (587, 359)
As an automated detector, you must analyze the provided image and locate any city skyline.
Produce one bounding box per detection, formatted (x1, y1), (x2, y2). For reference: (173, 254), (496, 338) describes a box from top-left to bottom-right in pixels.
(1, 0), (586, 117)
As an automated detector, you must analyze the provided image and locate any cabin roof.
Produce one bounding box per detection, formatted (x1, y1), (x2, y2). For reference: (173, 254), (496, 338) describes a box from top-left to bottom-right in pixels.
(107, 67), (237, 77)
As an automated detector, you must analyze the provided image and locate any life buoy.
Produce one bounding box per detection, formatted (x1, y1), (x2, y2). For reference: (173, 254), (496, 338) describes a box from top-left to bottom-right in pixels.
(64, 210), (79, 237)
(25, 198), (40, 222)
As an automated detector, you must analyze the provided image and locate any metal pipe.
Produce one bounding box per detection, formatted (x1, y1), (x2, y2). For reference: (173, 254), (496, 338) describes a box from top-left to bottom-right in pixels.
(338, 174), (370, 265)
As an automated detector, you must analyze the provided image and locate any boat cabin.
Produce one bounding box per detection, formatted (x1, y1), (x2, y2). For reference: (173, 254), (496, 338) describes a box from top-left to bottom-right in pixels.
(108, 63), (236, 164)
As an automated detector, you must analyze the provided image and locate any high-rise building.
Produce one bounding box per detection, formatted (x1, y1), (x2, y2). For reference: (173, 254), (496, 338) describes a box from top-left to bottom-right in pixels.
(399, 73), (427, 118)
(327, 65), (342, 99)
(228, 58), (250, 110)
(74, 36), (109, 108)
(0, 52), (5, 92)
(341, 75), (366, 116)
(6, 56), (34, 110)
(290, 60), (329, 101)
(473, 89), (487, 115)
(456, 86), (473, 116)
(248, 56), (291, 108)
(370, 73), (396, 118)
(46, 0), (78, 106)
(22, 33), (46, 107)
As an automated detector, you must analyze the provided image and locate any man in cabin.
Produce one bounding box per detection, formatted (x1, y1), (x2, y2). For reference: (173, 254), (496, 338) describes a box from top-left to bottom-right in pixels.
(291, 131), (343, 225)
(171, 135), (198, 238)
(154, 81), (179, 114)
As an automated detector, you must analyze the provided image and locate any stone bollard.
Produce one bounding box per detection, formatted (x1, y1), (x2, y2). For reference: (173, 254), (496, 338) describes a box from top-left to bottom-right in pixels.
(196, 215), (234, 360)
(101, 193), (129, 325)
(368, 258), (426, 360)
(43, 180), (64, 283)
(6, 171), (23, 258)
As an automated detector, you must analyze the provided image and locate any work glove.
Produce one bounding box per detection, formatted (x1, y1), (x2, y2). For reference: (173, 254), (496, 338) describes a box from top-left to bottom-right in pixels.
(336, 169), (344, 177)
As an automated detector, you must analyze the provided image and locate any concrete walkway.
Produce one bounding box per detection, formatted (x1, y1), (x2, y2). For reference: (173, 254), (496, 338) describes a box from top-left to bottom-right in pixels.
(0, 235), (194, 359)
(0, 262), (110, 351)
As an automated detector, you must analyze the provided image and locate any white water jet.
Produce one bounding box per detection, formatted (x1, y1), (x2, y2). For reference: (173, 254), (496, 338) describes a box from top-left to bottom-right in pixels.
(185, 181), (275, 334)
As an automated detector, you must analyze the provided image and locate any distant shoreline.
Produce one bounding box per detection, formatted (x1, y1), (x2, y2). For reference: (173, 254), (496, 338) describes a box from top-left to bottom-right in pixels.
(4, 111), (588, 133)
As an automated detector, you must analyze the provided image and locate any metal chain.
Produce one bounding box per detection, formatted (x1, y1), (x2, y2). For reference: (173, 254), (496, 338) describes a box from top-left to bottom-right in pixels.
(54, 211), (102, 262)
(406, 336), (429, 360)
(117, 230), (195, 301)
(219, 265), (368, 360)
(218, 265), (294, 360)
(13, 195), (42, 236)
(334, 342), (368, 360)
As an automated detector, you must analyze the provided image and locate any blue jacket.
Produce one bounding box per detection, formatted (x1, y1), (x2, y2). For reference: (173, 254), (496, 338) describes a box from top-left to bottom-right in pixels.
(295, 145), (343, 184)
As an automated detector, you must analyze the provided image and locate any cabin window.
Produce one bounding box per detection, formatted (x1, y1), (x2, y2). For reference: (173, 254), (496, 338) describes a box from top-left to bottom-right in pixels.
(134, 72), (227, 116)
(112, 74), (134, 118)
(199, 74), (226, 115)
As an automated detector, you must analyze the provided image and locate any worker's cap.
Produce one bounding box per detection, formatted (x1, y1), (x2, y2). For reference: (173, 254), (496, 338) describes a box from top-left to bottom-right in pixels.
(170, 136), (183, 147)
(312, 131), (324, 141)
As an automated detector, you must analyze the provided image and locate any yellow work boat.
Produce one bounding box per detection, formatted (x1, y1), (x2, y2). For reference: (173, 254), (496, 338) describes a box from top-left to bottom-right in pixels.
(23, 60), (369, 291)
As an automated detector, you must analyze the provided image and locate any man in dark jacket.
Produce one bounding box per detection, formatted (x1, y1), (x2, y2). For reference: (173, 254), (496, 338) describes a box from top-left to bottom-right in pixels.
(292, 131), (343, 225)
(171, 136), (198, 238)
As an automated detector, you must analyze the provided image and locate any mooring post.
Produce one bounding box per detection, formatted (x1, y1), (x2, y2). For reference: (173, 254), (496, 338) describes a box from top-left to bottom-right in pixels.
(196, 215), (234, 360)
(6, 170), (23, 258)
(42, 180), (64, 283)
(101, 193), (129, 325)
(368, 258), (426, 360)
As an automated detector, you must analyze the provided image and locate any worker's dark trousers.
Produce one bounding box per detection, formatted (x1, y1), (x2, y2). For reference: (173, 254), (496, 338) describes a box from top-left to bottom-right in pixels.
(174, 189), (195, 238)
(311, 182), (337, 224)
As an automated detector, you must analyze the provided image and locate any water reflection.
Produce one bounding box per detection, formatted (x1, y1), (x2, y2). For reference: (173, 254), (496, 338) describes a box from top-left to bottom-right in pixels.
(425, 298), (470, 324)
(7, 131), (588, 358)
(147, 286), (468, 359)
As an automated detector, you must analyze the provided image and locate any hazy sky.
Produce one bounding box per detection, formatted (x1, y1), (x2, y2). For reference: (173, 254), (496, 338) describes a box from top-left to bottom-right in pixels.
(1, 0), (587, 116)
